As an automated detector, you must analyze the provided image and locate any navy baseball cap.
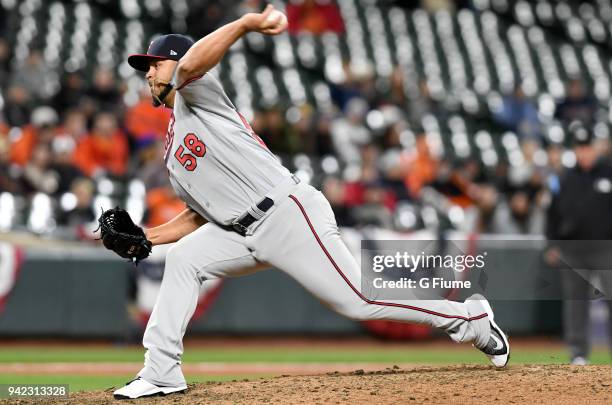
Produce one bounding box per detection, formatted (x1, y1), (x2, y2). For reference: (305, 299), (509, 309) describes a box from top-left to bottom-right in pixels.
(128, 34), (194, 72)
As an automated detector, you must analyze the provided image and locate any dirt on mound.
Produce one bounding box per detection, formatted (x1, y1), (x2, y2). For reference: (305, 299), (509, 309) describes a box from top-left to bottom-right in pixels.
(6, 364), (612, 404)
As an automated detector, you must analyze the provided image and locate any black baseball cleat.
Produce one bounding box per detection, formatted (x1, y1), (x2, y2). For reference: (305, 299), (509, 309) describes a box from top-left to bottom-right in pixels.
(113, 377), (187, 399)
(469, 294), (510, 368)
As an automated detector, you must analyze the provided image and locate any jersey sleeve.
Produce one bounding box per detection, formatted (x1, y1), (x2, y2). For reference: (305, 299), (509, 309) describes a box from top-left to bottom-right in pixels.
(173, 66), (224, 107)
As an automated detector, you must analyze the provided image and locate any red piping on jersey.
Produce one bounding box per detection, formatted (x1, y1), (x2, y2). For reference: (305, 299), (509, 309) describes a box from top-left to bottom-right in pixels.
(237, 111), (269, 149)
(176, 74), (204, 91)
(288, 194), (488, 322)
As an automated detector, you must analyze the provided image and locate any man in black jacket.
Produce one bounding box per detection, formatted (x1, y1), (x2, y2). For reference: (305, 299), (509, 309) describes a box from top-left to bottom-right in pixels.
(546, 122), (612, 365)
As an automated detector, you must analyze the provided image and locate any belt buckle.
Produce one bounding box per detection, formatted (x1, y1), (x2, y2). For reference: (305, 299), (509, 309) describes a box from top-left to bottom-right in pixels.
(232, 221), (248, 236)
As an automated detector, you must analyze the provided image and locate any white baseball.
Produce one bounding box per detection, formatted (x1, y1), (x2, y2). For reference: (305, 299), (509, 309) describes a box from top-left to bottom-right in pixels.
(266, 9), (288, 28)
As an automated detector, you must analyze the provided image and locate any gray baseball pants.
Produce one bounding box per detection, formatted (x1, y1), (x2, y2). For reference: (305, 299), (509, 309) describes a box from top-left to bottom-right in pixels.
(138, 180), (490, 386)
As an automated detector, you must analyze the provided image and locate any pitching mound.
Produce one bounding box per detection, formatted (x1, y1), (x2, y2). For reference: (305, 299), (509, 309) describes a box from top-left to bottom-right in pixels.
(11, 364), (612, 404)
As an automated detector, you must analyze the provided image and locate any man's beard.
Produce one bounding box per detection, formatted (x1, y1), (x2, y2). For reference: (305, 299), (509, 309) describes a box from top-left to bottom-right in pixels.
(150, 79), (174, 107)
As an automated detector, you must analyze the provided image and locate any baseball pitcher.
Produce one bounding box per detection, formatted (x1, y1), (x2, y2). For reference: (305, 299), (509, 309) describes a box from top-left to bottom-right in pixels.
(105, 5), (509, 399)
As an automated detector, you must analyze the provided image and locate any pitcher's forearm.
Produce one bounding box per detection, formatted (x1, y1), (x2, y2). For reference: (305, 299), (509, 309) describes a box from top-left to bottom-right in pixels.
(176, 18), (248, 83)
(145, 208), (207, 246)
(176, 5), (286, 84)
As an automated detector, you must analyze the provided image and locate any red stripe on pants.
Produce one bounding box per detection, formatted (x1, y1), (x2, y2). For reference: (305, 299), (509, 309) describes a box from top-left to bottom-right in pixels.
(288, 194), (488, 322)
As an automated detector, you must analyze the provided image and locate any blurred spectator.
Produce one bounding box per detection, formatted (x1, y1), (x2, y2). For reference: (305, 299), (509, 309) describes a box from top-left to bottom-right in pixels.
(10, 106), (59, 166)
(493, 85), (541, 141)
(184, 0), (237, 37)
(0, 134), (21, 193)
(146, 186), (186, 228)
(346, 144), (395, 227)
(312, 113), (335, 157)
(506, 140), (547, 205)
(429, 159), (489, 210)
(83, 68), (122, 115)
(321, 176), (357, 227)
(555, 79), (597, 127)
(50, 135), (84, 196)
(352, 65), (379, 108)
(10, 50), (49, 101)
(73, 112), (128, 177)
(473, 184), (498, 232)
(286, 0), (344, 35)
(20, 143), (59, 195)
(330, 97), (371, 164)
(58, 178), (96, 227)
(403, 133), (439, 198)
(4, 85), (32, 127)
(138, 138), (170, 190)
(125, 86), (172, 144)
(254, 107), (300, 154)
(546, 124), (612, 365)
(484, 189), (544, 234)
(52, 72), (87, 113)
(330, 62), (377, 110)
(288, 104), (317, 155)
(380, 122), (412, 201)
(545, 142), (564, 178)
(56, 109), (88, 144)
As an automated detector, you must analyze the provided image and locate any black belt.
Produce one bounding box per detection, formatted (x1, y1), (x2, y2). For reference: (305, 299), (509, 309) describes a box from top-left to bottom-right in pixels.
(230, 197), (274, 236)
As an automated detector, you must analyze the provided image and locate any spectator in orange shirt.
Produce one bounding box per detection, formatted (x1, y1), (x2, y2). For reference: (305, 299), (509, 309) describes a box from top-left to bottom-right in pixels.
(73, 112), (128, 177)
(10, 106), (59, 166)
(125, 86), (171, 144)
(403, 133), (439, 197)
(146, 186), (186, 228)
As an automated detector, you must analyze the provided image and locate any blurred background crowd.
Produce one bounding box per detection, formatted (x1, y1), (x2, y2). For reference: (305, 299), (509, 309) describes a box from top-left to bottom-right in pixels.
(1, 0), (612, 241)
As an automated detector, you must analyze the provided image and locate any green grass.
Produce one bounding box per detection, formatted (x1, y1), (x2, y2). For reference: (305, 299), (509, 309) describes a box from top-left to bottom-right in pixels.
(0, 345), (609, 365)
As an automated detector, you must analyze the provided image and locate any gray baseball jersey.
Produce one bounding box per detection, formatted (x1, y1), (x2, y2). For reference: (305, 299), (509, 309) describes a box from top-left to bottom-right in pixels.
(163, 67), (291, 225)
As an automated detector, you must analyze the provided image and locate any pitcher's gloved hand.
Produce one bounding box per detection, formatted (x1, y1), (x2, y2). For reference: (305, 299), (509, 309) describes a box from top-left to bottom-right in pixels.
(96, 207), (152, 263)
